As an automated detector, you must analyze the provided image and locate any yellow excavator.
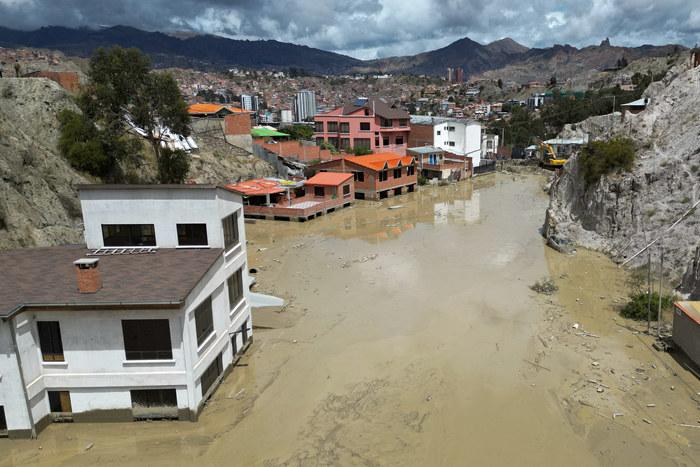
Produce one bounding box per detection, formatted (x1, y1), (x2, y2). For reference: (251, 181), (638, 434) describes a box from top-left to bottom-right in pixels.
(538, 142), (567, 169)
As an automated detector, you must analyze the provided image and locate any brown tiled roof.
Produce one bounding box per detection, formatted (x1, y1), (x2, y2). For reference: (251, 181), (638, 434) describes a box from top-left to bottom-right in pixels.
(0, 245), (223, 317)
(341, 98), (409, 119)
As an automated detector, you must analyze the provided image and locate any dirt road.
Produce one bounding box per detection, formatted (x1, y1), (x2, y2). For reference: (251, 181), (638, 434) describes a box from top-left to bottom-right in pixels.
(1, 174), (698, 466)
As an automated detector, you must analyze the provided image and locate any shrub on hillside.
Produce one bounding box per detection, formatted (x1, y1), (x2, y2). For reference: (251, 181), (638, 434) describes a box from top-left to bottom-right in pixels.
(157, 148), (190, 184)
(579, 137), (636, 186)
(620, 292), (675, 320)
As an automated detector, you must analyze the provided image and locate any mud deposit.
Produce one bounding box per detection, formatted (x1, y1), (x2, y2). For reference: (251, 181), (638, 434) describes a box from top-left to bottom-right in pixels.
(2, 174), (699, 466)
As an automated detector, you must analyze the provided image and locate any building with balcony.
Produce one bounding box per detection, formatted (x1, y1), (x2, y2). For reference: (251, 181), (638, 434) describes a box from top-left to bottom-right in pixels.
(310, 152), (417, 200)
(314, 98), (411, 155)
(407, 146), (471, 181)
(226, 175), (354, 222)
(408, 116), (482, 167)
(0, 185), (253, 438)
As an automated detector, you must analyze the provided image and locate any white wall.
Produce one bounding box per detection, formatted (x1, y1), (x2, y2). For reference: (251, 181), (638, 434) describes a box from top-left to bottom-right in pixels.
(433, 121), (482, 167)
(0, 321), (33, 433)
(80, 187), (243, 249)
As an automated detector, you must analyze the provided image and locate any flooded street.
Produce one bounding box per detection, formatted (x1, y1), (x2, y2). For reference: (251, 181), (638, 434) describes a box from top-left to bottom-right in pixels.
(2, 173), (699, 466)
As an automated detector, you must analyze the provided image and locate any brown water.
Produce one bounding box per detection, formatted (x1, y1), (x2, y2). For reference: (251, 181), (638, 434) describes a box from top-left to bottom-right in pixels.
(2, 174), (698, 466)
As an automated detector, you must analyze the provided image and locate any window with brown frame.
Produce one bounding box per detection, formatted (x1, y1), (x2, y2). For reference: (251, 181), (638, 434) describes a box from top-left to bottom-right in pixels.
(227, 269), (244, 309)
(38, 321), (64, 362)
(222, 211), (240, 250)
(122, 319), (173, 360)
(194, 297), (214, 347)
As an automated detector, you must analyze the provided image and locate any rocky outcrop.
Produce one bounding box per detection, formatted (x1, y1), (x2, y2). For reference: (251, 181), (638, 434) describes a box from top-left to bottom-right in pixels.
(0, 77), (274, 250)
(546, 58), (700, 292)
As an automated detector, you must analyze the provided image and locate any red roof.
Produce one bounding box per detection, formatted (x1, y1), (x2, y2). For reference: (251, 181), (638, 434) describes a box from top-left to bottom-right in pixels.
(306, 172), (353, 186)
(345, 153), (415, 171)
(187, 103), (250, 115)
(225, 179), (286, 196)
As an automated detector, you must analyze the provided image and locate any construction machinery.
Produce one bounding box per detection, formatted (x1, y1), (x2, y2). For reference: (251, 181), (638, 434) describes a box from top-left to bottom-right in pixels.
(538, 142), (567, 169)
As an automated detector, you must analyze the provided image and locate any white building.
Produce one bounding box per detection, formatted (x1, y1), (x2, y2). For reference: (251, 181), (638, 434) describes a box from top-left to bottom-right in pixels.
(481, 133), (499, 160)
(241, 94), (260, 112)
(0, 185), (253, 438)
(280, 109), (293, 124)
(293, 90), (317, 122)
(410, 116), (482, 168)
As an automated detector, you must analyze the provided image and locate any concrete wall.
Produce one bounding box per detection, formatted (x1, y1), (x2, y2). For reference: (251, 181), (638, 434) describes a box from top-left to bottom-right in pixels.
(0, 321), (33, 436)
(80, 187), (242, 250)
(673, 307), (700, 366)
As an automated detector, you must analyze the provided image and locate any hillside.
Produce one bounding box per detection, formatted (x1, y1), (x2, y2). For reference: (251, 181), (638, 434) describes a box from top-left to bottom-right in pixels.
(0, 77), (274, 250)
(478, 40), (682, 86)
(545, 55), (700, 295)
(0, 26), (684, 80)
(0, 26), (362, 74)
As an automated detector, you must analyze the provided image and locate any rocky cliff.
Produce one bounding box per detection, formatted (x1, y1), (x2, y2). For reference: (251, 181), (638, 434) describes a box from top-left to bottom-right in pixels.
(0, 77), (274, 250)
(546, 56), (700, 295)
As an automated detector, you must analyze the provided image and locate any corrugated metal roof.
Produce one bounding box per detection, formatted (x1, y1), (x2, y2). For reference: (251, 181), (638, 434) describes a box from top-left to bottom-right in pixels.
(409, 115), (479, 126)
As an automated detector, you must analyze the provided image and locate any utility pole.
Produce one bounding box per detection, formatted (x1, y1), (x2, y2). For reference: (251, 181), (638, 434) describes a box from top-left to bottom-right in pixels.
(646, 250), (652, 334)
(657, 241), (664, 339)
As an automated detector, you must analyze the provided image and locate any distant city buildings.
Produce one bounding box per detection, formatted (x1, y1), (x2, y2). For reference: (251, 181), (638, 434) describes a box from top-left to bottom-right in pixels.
(447, 67), (464, 84)
(293, 90), (317, 122)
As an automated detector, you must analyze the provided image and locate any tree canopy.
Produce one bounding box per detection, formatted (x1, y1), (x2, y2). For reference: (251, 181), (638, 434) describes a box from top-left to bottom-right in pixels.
(59, 47), (191, 183)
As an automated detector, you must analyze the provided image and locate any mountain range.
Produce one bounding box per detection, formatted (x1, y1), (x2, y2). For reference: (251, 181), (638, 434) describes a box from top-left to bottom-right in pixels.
(0, 25), (684, 80)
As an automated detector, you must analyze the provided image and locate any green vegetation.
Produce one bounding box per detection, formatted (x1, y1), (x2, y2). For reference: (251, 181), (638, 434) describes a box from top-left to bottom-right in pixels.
(417, 175), (428, 186)
(285, 124), (314, 140)
(352, 146), (373, 156)
(59, 47), (191, 183)
(620, 292), (675, 320)
(578, 138), (636, 186)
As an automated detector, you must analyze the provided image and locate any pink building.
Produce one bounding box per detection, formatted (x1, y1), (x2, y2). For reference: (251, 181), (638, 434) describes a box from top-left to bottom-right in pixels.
(314, 98), (411, 155)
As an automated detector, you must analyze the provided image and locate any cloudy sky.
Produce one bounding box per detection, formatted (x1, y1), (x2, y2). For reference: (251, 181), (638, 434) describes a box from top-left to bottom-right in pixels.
(1, 0), (699, 59)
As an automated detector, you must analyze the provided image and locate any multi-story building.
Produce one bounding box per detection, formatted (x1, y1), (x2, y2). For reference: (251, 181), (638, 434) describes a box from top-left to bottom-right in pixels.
(293, 90), (317, 122)
(0, 185), (253, 438)
(240, 94), (260, 112)
(408, 116), (482, 167)
(310, 152), (417, 200)
(481, 133), (499, 160)
(314, 98), (411, 155)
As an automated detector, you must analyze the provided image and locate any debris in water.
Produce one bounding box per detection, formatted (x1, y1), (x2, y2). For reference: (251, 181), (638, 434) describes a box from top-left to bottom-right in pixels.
(597, 387), (604, 393)
(257, 247), (267, 252)
(572, 323), (580, 329)
(613, 412), (623, 419)
(642, 418), (652, 424)
(646, 404), (656, 408)
(425, 394), (432, 402)
(84, 443), (94, 452)
(388, 205), (404, 210)
(530, 277), (558, 295)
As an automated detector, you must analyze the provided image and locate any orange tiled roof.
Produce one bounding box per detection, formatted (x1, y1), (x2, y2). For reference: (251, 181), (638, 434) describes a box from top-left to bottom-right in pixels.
(187, 103), (249, 115)
(306, 172), (353, 186)
(225, 179), (286, 196)
(345, 153), (415, 171)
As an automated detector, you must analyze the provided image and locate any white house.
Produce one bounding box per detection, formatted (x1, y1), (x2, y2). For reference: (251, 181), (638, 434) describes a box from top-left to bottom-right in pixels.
(481, 133), (499, 160)
(0, 185), (253, 438)
(409, 116), (482, 168)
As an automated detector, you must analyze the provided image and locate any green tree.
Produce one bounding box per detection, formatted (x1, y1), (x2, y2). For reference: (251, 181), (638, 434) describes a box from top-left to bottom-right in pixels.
(285, 124), (313, 140)
(78, 47), (191, 183)
(497, 78), (503, 89)
(579, 138), (636, 186)
(158, 148), (190, 184)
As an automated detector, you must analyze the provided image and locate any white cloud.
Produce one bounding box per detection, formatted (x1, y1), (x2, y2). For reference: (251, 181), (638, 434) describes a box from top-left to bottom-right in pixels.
(0, 0), (699, 58)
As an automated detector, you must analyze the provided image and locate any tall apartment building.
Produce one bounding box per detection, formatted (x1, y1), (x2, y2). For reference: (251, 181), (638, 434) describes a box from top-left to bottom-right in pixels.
(240, 94), (259, 112)
(313, 97), (411, 155)
(293, 90), (317, 122)
(0, 185), (253, 438)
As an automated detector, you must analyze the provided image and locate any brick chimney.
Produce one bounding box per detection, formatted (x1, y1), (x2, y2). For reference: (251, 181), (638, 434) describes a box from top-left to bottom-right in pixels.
(73, 258), (102, 293)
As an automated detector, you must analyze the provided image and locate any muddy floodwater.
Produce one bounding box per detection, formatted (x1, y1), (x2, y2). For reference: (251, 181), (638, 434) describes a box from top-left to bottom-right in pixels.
(2, 174), (699, 466)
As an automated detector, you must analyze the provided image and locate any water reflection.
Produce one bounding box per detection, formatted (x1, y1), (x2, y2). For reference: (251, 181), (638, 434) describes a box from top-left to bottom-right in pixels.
(246, 176), (496, 245)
